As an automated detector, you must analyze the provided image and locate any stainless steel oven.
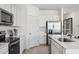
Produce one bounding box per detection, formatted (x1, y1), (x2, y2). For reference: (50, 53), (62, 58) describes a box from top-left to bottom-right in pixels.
(9, 37), (20, 54)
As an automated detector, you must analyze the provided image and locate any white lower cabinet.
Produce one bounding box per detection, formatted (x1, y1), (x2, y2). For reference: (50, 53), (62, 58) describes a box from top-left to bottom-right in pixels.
(26, 35), (40, 49)
(20, 41), (25, 54)
(51, 39), (65, 54)
(20, 35), (26, 54)
(40, 34), (46, 44)
(53, 45), (60, 54)
(0, 43), (8, 54)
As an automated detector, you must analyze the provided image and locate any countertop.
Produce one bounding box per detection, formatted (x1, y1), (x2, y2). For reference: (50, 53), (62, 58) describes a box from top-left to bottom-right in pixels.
(48, 35), (79, 49)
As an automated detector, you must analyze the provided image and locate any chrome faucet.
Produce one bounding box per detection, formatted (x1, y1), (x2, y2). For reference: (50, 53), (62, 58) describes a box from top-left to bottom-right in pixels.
(67, 33), (72, 39)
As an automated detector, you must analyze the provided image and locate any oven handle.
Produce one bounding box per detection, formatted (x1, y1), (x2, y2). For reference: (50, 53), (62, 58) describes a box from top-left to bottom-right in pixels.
(9, 40), (20, 46)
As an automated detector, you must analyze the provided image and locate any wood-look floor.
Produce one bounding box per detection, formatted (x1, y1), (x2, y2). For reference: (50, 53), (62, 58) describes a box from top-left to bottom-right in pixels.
(23, 45), (49, 54)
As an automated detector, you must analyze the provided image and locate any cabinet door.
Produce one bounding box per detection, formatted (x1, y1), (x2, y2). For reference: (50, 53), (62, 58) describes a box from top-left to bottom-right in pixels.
(0, 45), (8, 54)
(51, 43), (55, 54)
(51, 40), (57, 54)
(51, 40), (53, 54)
(54, 46), (60, 54)
(26, 15), (40, 48)
(40, 34), (46, 44)
(59, 45), (65, 54)
(20, 35), (26, 53)
(51, 41), (60, 54)
(11, 5), (17, 26)
(20, 42), (24, 53)
(51, 39), (65, 54)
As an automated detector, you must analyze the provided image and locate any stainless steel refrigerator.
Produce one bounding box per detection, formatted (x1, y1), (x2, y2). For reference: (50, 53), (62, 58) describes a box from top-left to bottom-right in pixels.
(46, 21), (61, 45)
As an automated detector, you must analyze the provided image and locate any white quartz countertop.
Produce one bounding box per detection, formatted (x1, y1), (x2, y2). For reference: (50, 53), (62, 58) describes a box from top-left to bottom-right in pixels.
(48, 35), (79, 49)
(0, 43), (9, 49)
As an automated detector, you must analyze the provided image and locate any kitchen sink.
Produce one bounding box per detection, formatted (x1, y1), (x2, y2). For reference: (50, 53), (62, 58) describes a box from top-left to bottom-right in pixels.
(58, 38), (75, 42)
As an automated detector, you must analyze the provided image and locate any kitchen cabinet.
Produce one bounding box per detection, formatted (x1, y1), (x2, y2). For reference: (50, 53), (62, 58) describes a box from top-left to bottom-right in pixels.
(18, 28), (26, 53)
(53, 45), (60, 54)
(49, 37), (65, 54)
(10, 5), (26, 26)
(26, 5), (40, 49)
(20, 35), (25, 53)
(26, 34), (40, 49)
(10, 5), (17, 26)
(51, 40), (59, 54)
(26, 17), (40, 49)
(40, 33), (46, 44)
(0, 43), (8, 54)
(49, 35), (79, 54)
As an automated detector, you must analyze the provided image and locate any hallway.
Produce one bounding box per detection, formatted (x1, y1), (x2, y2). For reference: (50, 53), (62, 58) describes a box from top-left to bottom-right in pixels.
(23, 45), (49, 54)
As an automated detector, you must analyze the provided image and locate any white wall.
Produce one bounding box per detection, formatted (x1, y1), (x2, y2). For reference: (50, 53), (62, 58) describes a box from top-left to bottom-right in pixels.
(64, 11), (79, 35)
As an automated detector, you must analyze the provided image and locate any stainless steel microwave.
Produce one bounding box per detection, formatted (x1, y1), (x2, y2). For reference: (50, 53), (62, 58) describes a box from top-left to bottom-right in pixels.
(0, 8), (13, 25)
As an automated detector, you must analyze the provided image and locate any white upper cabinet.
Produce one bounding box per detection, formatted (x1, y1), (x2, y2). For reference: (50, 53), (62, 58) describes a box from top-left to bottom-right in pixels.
(10, 5), (17, 26)
(10, 5), (26, 26)
(25, 5), (40, 49)
(27, 5), (39, 16)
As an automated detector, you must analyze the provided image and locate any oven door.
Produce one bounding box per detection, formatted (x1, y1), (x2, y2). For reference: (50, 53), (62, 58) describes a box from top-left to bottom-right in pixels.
(9, 40), (20, 54)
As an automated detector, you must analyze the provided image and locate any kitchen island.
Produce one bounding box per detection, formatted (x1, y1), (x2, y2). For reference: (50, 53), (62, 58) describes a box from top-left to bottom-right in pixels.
(48, 35), (79, 54)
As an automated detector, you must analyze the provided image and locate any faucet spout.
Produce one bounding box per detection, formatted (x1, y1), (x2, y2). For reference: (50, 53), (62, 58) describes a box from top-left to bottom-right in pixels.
(67, 33), (72, 39)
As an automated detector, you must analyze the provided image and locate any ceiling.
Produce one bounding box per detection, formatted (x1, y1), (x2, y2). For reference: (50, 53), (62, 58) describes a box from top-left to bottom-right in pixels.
(33, 4), (79, 13)
(34, 4), (79, 10)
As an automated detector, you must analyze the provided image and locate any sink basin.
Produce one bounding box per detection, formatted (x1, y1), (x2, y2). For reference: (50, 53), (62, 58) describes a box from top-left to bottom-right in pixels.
(58, 38), (75, 42)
